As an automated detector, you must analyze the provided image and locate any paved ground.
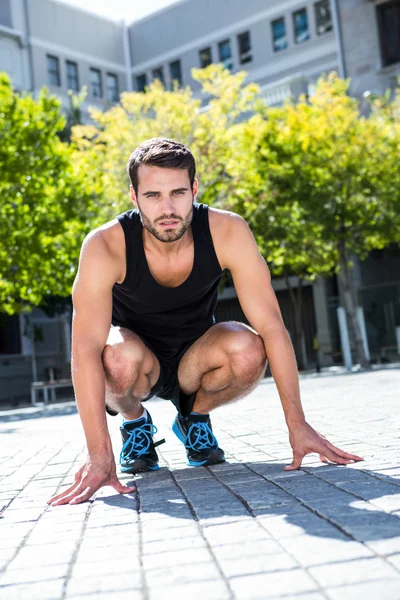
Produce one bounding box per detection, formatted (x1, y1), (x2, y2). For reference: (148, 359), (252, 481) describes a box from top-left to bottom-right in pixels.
(0, 367), (400, 600)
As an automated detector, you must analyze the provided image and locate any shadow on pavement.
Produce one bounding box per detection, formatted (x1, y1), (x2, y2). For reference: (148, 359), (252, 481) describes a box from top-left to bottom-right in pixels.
(96, 461), (400, 544)
(0, 402), (77, 423)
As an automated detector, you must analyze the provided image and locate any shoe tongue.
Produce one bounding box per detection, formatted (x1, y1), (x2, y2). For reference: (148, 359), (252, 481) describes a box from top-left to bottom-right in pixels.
(188, 412), (210, 423)
(123, 417), (147, 431)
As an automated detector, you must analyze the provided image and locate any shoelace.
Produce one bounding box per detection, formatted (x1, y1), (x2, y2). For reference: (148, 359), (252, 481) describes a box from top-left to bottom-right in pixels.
(120, 423), (159, 461)
(185, 421), (218, 451)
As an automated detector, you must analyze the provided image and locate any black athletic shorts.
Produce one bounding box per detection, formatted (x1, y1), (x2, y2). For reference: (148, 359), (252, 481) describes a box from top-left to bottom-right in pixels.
(105, 333), (199, 418)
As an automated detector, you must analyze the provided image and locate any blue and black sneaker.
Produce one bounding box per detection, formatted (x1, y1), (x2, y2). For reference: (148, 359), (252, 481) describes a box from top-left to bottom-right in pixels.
(120, 411), (165, 474)
(172, 412), (225, 467)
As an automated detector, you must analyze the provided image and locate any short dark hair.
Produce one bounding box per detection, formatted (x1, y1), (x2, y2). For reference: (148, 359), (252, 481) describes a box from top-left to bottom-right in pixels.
(127, 138), (196, 195)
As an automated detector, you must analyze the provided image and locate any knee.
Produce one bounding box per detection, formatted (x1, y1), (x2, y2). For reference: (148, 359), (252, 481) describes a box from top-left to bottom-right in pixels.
(102, 343), (144, 396)
(229, 331), (267, 385)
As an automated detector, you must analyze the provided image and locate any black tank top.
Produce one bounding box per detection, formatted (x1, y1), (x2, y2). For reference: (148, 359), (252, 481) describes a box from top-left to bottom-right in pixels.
(112, 203), (223, 355)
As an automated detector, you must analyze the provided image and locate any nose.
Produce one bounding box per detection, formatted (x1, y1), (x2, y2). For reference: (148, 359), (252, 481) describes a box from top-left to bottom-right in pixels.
(161, 195), (176, 215)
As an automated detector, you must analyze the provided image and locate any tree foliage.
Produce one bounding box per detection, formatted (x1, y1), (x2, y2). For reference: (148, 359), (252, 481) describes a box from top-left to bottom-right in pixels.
(0, 74), (93, 314)
(229, 73), (400, 367)
(71, 64), (260, 222)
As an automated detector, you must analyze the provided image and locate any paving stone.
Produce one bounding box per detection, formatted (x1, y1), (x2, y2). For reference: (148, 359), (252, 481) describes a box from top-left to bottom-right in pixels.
(0, 578), (65, 600)
(309, 556), (400, 587)
(278, 535), (374, 567)
(142, 547), (214, 570)
(65, 572), (142, 596)
(218, 551), (298, 578)
(229, 569), (319, 598)
(364, 535), (400, 556)
(147, 579), (230, 600)
(147, 562), (221, 587)
(1, 369), (400, 598)
(325, 579), (400, 600)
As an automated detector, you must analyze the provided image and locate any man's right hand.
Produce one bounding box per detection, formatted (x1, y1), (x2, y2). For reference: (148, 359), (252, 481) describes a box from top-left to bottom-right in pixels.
(47, 453), (136, 506)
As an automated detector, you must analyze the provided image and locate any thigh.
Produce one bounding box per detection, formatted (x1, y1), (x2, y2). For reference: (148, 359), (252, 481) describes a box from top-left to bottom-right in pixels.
(103, 325), (161, 383)
(177, 321), (262, 391)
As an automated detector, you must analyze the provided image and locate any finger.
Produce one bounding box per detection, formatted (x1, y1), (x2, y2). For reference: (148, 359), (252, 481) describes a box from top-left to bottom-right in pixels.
(326, 443), (364, 462)
(47, 482), (79, 505)
(110, 477), (136, 494)
(69, 487), (93, 505)
(284, 452), (304, 471)
(51, 484), (86, 506)
(324, 448), (355, 465)
(319, 454), (329, 463)
(74, 465), (86, 482)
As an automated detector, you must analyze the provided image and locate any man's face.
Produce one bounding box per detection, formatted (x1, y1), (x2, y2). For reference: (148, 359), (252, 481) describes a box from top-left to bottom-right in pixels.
(131, 164), (198, 243)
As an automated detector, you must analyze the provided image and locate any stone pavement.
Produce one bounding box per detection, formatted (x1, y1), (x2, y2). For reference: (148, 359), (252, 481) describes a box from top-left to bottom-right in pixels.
(1, 367), (400, 600)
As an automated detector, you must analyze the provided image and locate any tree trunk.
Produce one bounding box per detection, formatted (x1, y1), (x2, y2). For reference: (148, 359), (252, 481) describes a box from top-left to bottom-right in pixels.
(286, 274), (307, 370)
(338, 241), (370, 370)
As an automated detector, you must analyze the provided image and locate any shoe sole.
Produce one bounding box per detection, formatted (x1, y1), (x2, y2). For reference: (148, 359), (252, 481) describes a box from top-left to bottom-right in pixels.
(120, 462), (159, 474)
(172, 420), (225, 467)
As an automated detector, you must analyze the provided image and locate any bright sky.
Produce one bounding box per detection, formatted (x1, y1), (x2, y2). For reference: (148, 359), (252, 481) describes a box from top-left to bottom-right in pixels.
(56, 0), (183, 23)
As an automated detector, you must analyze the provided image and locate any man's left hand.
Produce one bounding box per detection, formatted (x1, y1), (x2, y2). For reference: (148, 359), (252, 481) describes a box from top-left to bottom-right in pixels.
(285, 421), (364, 471)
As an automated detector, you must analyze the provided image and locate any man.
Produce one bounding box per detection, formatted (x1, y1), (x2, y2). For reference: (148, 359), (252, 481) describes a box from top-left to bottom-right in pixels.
(48, 138), (362, 507)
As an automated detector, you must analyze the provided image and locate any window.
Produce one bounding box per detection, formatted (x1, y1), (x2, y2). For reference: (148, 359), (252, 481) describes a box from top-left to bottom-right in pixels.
(293, 8), (310, 44)
(136, 73), (147, 92)
(0, 314), (21, 355)
(378, 1), (400, 67)
(66, 61), (79, 92)
(218, 39), (233, 70)
(315, 0), (333, 35)
(0, 0), (13, 28)
(169, 60), (182, 88)
(152, 66), (165, 85)
(199, 47), (212, 68)
(46, 55), (60, 86)
(237, 31), (252, 64)
(271, 18), (288, 53)
(106, 73), (119, 103)
(90, 68), (102, 98)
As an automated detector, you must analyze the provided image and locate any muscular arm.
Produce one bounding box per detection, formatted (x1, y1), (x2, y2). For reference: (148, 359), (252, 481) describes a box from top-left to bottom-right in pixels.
(48, 229), (135, 505)
(223, 215), (305, 427)
(222, 213), (363, 469)
(71, 230), (119, 454)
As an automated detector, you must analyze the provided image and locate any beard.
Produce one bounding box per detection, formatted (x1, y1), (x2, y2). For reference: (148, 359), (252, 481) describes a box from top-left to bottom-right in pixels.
(138, 201), (194, 243)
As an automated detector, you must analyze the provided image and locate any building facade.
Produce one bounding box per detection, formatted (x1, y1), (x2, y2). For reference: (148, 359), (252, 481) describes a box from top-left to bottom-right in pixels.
(1, 0), (399, 402)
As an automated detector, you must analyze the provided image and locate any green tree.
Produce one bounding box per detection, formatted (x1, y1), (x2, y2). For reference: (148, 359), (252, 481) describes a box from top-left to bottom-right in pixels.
(230, 73), (400, 369)
(71, 64), (260, 222)
(0, 73), (93, 314)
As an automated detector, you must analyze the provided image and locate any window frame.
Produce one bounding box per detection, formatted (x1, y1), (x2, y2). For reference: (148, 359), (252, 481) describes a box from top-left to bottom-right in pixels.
(377, 0), (400, 67)
(271, 17), (288, 53)
(199, 46), (212, 69)
(237, 31), (252, 65)
(90, 67), (103, 98)
(136, 73), (147, 92)
(314, 0), (333, 36)
(106, 72), (119, 103)
(218, 39), (233, 71)
(152, 66), (165, 85)
(293, 7), (310, 45)
(66, 60), (79, 92)
(46, 54), (61, 87)
(169, 59), (182, 88)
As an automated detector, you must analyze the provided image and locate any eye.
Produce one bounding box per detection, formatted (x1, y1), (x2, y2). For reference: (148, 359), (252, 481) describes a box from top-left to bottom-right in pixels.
(173, 190), (185, 195)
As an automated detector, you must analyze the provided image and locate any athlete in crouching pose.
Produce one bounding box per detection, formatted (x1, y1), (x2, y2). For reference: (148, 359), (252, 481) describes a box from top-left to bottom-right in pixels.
(48, 138), (362, 506)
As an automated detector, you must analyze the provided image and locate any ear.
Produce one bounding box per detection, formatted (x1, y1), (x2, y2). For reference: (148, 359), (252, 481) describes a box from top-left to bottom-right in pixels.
(193, 179), (199, 200)
(130, 185), (138, 209)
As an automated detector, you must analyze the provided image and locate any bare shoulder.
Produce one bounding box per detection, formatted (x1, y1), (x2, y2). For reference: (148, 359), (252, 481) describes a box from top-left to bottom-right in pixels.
(208, 207), (253, 269)
(85, 219), (124, 254)
(79, 219), (125, 284)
